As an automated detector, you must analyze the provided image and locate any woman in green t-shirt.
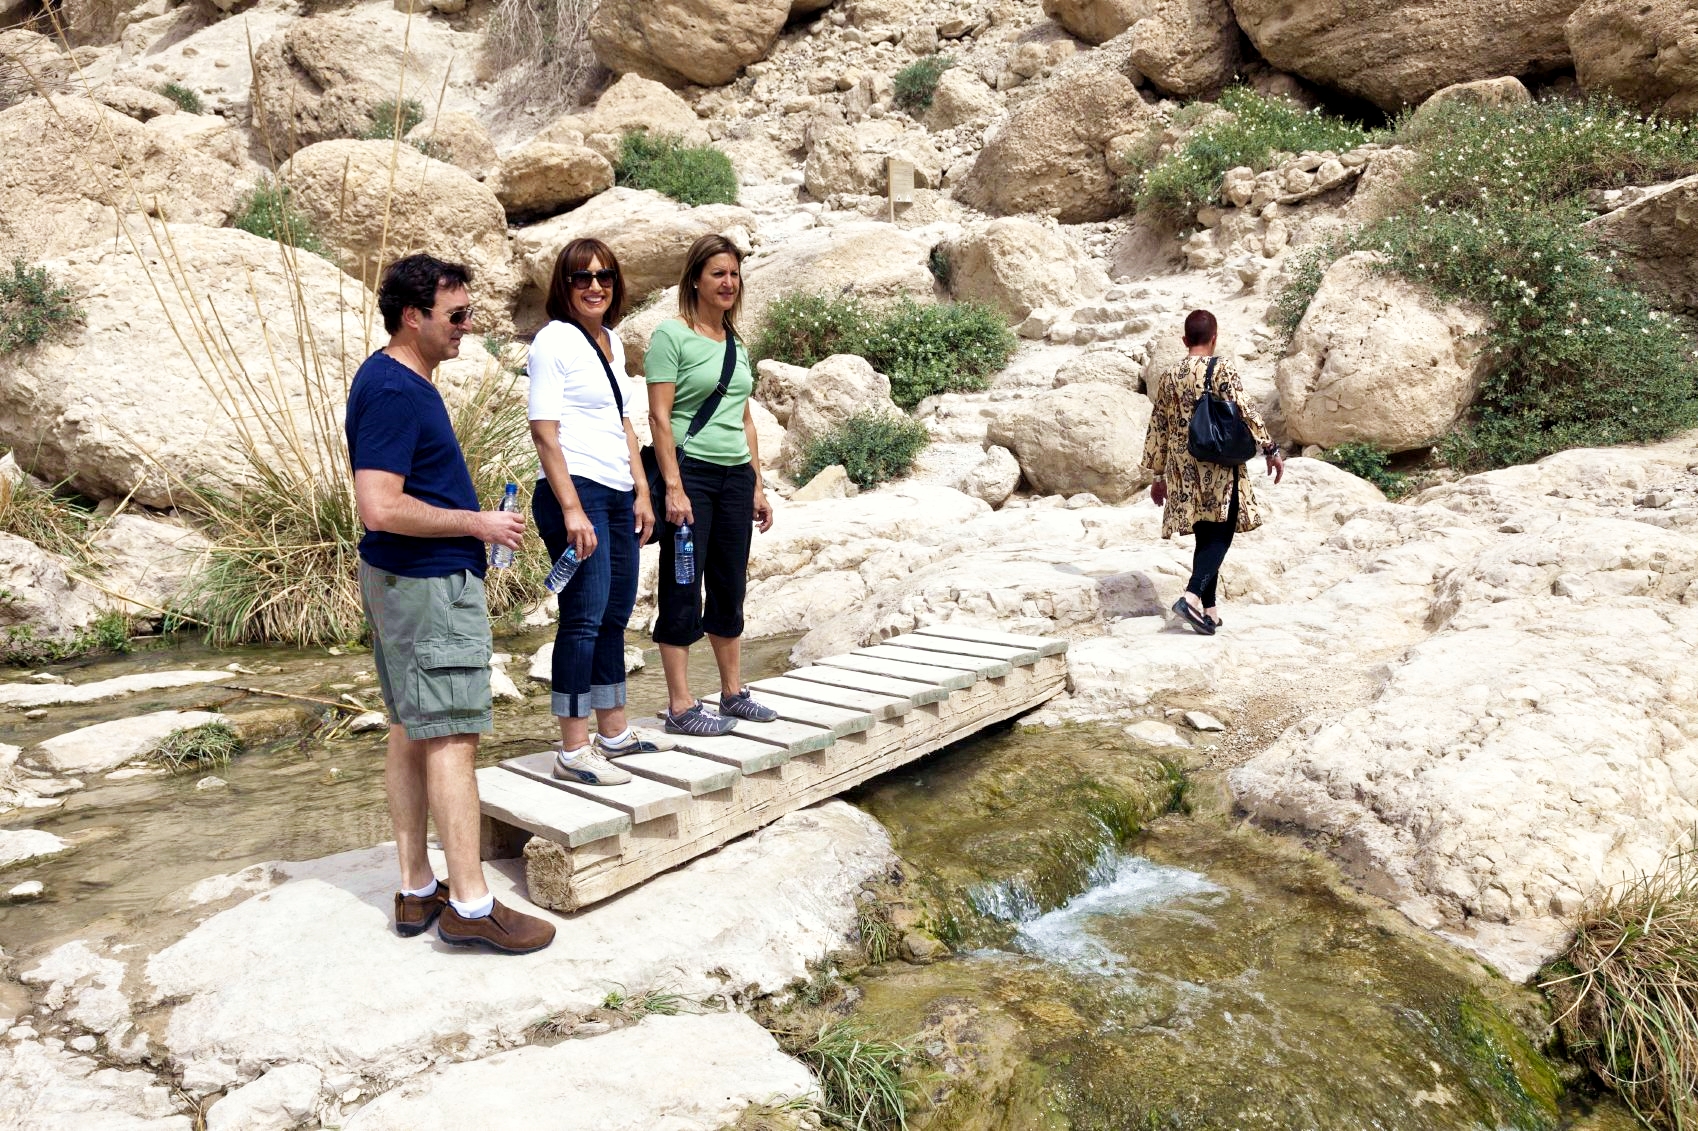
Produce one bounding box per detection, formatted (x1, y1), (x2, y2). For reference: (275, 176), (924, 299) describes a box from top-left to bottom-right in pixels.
(645, 234), (778, 737)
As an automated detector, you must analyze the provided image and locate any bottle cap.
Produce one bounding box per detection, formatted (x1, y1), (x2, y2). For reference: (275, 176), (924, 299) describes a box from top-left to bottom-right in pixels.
(503, 482), (517, 493)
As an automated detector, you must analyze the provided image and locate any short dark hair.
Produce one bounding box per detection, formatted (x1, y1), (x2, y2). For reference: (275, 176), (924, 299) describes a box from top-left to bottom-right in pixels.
(545, 238), (626, 329)
(1183, 309), (1218, 347)
(378, 254), (473, 334)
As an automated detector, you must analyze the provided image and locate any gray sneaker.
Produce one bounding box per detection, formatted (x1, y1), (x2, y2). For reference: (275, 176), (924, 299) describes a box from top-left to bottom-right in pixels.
(552, 748), (633, 786)
(660, 701), (738, 737)
(718, 689), (778, 723)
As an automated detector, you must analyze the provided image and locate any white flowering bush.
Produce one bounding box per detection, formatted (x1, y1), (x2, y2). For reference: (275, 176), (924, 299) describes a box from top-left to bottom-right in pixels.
(1277, 97), (1698, 470)
(1127, 87), (1370, 221)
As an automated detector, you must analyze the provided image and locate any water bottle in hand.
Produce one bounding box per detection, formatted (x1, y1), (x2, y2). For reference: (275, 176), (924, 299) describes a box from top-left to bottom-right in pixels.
(674, 521), (695, 585)
(543, 545), (580, 594)
(489, 483), (519, 569)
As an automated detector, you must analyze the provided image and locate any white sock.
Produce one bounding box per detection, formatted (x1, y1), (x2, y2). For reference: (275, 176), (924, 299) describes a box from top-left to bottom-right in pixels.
(401, 878), (438, 899)
(556, 744), (592, 765)
(598, 728), (635, 750)
(450, 892), (494, 919)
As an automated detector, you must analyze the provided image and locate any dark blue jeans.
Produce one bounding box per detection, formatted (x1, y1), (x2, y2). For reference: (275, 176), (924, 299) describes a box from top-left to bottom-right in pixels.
(533, 477), (638, 719)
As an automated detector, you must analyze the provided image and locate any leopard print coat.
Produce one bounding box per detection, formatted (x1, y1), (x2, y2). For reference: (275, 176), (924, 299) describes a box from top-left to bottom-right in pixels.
(1140, 355), (1272, 540)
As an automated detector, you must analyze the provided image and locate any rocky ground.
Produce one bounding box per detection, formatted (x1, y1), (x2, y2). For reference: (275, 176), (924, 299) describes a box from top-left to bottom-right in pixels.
(2, 0), (1697, 1125)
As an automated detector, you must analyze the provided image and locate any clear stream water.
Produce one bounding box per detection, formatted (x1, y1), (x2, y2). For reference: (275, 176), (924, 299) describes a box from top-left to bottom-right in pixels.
(0, 634), (1636, 1129)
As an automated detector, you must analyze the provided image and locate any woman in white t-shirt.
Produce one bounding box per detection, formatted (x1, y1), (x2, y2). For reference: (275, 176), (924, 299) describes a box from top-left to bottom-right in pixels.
(527, 238), (656, 786)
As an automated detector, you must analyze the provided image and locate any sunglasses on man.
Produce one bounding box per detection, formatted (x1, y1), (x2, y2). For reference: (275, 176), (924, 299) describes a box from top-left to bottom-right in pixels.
(570, 269), (618, 290)
(428, 305), (475, 326)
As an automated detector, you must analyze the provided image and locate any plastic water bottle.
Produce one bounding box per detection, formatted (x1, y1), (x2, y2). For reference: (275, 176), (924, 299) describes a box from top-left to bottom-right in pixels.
(543, 545), (580, 594)
(674, 521), (695, 585)
(489, 483), (519, 569)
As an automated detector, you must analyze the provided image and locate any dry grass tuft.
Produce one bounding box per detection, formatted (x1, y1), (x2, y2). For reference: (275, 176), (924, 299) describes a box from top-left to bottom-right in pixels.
(483, 0), (604, 118)
(1545, 835), (1698, 1130)
(0, 470), (94, 567)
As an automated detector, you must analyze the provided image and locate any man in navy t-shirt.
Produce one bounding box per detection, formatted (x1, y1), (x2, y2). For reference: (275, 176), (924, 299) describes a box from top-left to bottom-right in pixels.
(346, 253), (554, 955)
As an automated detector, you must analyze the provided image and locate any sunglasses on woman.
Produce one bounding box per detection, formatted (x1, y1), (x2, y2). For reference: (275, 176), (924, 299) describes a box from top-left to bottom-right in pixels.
(570, 269), (618, 290)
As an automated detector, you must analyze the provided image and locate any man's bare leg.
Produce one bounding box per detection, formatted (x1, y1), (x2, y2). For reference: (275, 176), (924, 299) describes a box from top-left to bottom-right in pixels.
(708, 632), (743, 698)
(384, 725), (435, 892)
(423, 733), (490, 904)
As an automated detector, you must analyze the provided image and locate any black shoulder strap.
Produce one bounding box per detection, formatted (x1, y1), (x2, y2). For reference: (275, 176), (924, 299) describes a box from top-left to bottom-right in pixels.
(1202, 355), (1218, 394)
(678, 329), (738, 453)
(566, 318), (624, 417)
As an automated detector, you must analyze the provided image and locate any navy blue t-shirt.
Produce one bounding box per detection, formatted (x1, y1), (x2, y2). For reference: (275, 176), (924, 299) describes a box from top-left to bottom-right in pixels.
(345, 351), (486, 578)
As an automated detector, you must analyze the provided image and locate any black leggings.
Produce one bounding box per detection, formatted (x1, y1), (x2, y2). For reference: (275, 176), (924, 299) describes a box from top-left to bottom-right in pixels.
(1186, 474), (1240, 609)
(654, 455), (756, 647)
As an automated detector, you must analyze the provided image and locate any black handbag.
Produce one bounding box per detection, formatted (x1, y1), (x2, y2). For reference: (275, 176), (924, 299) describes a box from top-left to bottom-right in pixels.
(639, 329), (739, 502)
(1186, 356), (1258, 466)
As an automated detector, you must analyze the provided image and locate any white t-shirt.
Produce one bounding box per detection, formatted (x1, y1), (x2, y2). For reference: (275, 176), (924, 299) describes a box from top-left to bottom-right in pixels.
(526, 319), (637, 492)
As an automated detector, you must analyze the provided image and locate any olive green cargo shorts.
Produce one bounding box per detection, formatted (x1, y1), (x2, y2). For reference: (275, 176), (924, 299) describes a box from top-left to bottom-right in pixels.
(359, 562), (493, 740)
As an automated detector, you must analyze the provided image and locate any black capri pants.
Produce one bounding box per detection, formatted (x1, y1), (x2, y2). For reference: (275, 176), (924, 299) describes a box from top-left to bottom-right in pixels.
(654, 454), (756, 647)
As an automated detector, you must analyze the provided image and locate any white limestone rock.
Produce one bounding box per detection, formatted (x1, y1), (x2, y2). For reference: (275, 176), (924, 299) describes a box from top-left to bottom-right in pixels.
(0, 828), (69, 869)
(0, 1040), (190, 1130)
(34, 709), (228, 775)
(942, 218), (1109, 322)
(986, 384), (1154, 504)
(778, 355), (901, 477)
(206, 1063), (323, 1131)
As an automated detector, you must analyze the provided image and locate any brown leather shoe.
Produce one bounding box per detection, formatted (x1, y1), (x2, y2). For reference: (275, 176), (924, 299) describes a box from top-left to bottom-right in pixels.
(394, 883), (450, 937)
(437, 899), (556, 954)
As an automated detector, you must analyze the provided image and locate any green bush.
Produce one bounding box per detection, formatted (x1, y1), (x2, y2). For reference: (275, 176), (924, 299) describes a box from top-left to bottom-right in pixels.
(893, 54), (953, 113)
(614, 131), (739, 207)
(756, 294), (1016, 409)
(800, 411), (931, 489)
(1322, 442), (1409, 497)
(1127, 86), (1371, 221)
(359, 98), (426, 141)
(158, 82), (203, 114)
(0, 260), (81, 353)
(1273, 96), (1698, 472)
(231, 178), (330, 258)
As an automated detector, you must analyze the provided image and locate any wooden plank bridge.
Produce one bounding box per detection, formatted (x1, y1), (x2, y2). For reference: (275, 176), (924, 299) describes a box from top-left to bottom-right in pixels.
(477, 625), (1069, 912)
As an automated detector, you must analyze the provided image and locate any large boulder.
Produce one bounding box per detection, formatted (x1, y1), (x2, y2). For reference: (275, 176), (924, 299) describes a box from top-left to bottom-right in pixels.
(0, 225), (374, 507)
(777, 355), (902, 476)
(985, 384), (1154, 502)
(513, 188), (757, 306)
(1230, 0), (1584, 110)
(804, 116), (944, 200)
(0, 533), (105, 659)
(941, 218), (1109, 322)
(493, 142), (614, 219)
(281, 140), (520, 315)
(250, 13), (466, 157)
(406, 112), (499, 182)
(90, 515), (211, 618)
(955, 67), (1151, 223)
(1124, 0), (1242, 96)
(1276, 252), (1488, 453)
(590, 0), (792, 88)
(1568, 0), (1698, 116)
(1587, 173), (1698, 314)
(1041, 0), (1142, 44)
(539, 74), (711, 154)
(923, 68), (1002, 132)
(0, 97), (241, 264)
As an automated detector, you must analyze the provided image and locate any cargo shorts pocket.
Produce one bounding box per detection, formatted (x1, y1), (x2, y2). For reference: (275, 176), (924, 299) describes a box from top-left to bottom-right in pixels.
(413, 638), (491, 724)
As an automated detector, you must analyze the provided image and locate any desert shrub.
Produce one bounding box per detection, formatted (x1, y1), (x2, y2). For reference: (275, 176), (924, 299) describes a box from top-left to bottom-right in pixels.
(799, 411), (930, 489)
(756, 294), (1015, 409)
(152, 721), (241, 774)
(1546, 836), (1698, 1130)
(158, 82), (203, 114)
(927, 244), (952, 290)
(1321, 442), (1409, 497)
(1128, 86), (1370, 221)
(230, 178), (330, 258)
(893, 55), (952, 114)
(0, 260), (81, 353)
(360, 97), (426, 141)
(0, 471), (94, 565)
(483, 0), (601, 117)
(1272, 96), (1698, 471)
(614, 131), (739, 207)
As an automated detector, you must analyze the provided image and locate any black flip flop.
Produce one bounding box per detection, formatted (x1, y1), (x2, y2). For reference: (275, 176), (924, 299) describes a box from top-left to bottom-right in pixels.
(1172, 597), (1216, 635)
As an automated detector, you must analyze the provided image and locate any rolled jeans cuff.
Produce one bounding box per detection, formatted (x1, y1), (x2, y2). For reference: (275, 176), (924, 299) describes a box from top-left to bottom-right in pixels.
(551, 683), (627, 719)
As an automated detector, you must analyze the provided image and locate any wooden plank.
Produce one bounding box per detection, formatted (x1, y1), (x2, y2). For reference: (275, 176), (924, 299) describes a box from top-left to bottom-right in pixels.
(698, 701), (837, 753)
(856, 644), (1012, 679)
(817, 652), (977, 690)
(913, 623), (1069, 657)
(502, 752), (690, 824)
(707, 690), (875, 739)
(748, 675), (914, 720)
(663, 731), (795, 774)
(783, 665), (949, 705)
(881, 633), (1041, 666)
(475, 766), (629, 848)
(611, 750), (739, 795)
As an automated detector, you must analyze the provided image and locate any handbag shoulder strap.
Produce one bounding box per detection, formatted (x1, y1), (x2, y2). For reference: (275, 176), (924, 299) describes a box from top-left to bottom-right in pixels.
(678, 328), (738, 453)
(565, 318), (624, 417)
(1200, 355), (1219, 397)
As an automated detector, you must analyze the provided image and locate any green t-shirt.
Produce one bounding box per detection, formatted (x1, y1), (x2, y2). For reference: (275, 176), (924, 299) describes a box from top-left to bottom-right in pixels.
(644, 318), (754, 467)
